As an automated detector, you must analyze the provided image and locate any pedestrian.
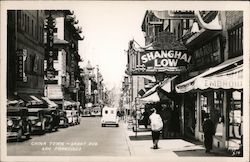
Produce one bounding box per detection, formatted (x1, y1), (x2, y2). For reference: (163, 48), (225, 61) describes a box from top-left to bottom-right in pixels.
(149, 108), (163, 149)
(142, 110), (149, 129)
(202, 113), (215, 153)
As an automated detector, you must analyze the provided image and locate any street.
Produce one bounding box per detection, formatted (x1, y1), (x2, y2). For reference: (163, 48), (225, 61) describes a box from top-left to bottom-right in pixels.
(7, 117), (131, 156)
(7, 116), (234, 158)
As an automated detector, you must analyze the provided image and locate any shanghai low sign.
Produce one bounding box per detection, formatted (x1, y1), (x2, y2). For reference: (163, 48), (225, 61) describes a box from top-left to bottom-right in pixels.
(137, 50), (192, 74)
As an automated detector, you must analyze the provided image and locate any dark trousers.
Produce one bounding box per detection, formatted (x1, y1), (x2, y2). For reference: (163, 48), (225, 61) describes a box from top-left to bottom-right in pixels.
(204, 134), (213, 151)
(152, 131), (160, 143)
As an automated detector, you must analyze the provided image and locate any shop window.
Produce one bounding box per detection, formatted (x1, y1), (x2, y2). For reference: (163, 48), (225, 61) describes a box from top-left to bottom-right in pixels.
(229, 91), (242, 139)
(214, 91), (224, 137)
(200, 93), (208, 131)
(228, 23), (243, 58)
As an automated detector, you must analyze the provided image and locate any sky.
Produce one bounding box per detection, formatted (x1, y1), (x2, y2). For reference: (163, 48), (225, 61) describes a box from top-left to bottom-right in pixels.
(73, 4), (146, 90)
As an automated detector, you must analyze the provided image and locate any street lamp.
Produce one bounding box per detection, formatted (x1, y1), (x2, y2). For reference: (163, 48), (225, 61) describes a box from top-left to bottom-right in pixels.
(61, 74), (66, 110)
(75, 79), (80, 114)
(94, 89), (98, 105)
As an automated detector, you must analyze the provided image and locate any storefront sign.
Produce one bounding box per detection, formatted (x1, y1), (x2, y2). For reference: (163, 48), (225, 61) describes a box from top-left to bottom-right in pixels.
(138, 50), (192, 73)
(47, 84), (63, 100)
(16, 49), (27, 82)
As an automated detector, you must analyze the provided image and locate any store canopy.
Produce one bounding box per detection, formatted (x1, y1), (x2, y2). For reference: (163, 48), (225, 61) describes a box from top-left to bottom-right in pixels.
(140, 91), (160, 103)
(176, 56), (243, 93)
(160, 76), (177, 93)
(18, 94), (47, 106)
(42, 97), (58, 108)
(63, 100), (74, 107)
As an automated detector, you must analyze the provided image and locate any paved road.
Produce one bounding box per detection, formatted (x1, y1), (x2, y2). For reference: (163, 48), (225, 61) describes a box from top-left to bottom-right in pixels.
(7, 117), (131, 156)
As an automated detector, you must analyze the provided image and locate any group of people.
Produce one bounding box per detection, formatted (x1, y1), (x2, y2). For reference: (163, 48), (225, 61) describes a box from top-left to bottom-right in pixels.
(148, 106), (215, 153)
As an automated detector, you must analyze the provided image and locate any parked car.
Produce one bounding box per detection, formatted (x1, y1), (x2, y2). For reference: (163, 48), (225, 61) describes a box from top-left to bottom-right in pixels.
(7, 106), (32, 141)
(91, 106), (102, 116)
(58, 110), (69, 128)
(101, 106), (119, 127)
(72, 110), (81, 125)
(65, 106), (80, 125)
(27, 107), (47, 134)
(43, 109), (60, 132)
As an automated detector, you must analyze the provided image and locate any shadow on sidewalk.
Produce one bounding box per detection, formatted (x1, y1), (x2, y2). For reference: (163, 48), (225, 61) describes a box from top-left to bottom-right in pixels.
(174, 149), (234, 157)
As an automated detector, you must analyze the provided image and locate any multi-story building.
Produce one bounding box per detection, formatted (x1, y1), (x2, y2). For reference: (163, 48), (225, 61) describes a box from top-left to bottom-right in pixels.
(125, 10), (243, 152)
(176, 11), (243, 151)
(44, 10), (84, 109)
(7, 10), (47, 106)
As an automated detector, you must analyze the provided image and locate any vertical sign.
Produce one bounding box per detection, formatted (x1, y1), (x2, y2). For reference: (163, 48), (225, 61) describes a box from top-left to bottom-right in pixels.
(45, 12), (56, 79)
(16, 49), (27, 82)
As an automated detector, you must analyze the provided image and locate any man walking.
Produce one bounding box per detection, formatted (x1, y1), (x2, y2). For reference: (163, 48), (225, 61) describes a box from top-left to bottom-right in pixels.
(149, 108), (163, 149)
(202, 113), (215, 153)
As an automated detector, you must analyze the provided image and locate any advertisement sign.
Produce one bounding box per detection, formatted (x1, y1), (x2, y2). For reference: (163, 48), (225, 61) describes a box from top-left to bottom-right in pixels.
(16, 49), (27, 82)
(47, 84), (63, 100)
(137, 50), (192, 74)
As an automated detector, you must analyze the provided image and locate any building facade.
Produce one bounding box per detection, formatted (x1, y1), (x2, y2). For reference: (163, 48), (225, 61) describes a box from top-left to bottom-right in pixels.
(124, 10), (243, 152)
(44, 10), (84, 110)
(7, 10), (46, 105)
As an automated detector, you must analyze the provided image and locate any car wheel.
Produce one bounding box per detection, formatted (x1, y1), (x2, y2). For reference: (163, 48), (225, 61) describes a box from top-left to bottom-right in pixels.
(17, 129), (23, 142)
(40, 121), (46, 134)
(116, 124), (119, 127)
(102, 124), (105, 127)
(26, 124), (31, 139)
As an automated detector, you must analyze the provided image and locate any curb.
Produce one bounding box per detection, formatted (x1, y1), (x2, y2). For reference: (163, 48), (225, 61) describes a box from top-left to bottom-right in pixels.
(122, 122), (136, 156)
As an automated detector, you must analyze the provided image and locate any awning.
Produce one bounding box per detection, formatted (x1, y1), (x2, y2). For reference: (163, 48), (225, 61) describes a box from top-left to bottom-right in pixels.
(140, 91), (160, 103)
(143, 83), (160, 97)
(42, 97), (58, 108)
(160, 76), (177, 93)
(63, 100), (77, 107)
(176, 56), (243, 93)
(18, 94), (47, 106)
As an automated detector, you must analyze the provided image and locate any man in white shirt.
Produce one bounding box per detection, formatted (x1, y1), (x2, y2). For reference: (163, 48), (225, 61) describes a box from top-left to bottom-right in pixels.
(149, 108), (163, 149)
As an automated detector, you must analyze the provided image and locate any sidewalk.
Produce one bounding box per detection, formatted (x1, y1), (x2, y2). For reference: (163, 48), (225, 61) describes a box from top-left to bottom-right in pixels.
(123, 122), (233, 157)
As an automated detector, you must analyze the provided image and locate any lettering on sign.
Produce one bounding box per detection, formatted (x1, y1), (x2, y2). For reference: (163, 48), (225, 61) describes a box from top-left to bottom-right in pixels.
(138, 50), (192, 73)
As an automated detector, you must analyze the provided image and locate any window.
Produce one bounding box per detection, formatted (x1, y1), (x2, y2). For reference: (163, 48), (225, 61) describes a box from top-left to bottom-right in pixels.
(17, 10), (21, 28)
(105, 110), (108, 114)
(200, 93), (208, 131)
(229, 91), (242, 139)
(228, 23), (243, 58)
(27, 16), (29, 33)
(193, 37), (221, 69)
(31, 19), (34, 37)
(183, 19), (190, 29)
(24, 14), (27, 31)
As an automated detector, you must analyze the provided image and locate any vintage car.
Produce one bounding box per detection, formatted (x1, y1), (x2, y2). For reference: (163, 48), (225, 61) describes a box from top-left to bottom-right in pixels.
(43, 108), (60, 132)
(7, 106), (32, 141)
(91, 106), (102, 117)
(65, 106), (80, 125)
(27, 107), (47, 134)
(58, 109), (69, 128)
(101, 106), (119, 127)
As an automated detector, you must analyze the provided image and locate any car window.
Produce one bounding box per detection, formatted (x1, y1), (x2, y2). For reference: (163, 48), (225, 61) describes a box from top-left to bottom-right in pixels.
(105, 110), (108, 114)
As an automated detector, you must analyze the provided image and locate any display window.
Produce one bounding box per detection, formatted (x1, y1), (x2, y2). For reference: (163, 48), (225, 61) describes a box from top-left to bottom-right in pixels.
(228, 91), (242, 139)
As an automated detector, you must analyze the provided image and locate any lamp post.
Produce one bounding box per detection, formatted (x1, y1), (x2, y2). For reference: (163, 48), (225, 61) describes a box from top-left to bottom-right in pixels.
(61, 75), (66, 111)
(94, 89), (98, 105)
(75, 79), (80, 114)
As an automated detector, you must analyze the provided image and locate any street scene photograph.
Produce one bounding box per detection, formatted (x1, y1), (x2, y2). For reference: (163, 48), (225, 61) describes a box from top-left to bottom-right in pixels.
(1, 1), (249, 162)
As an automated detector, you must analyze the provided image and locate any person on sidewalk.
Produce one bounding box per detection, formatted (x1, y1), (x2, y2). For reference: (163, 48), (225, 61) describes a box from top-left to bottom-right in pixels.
(149, 108), (163, 149)
(202, 113), (215, 153)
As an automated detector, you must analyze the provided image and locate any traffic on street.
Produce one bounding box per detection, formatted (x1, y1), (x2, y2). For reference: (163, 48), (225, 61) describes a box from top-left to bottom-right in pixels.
(3, 3), (247, 162)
